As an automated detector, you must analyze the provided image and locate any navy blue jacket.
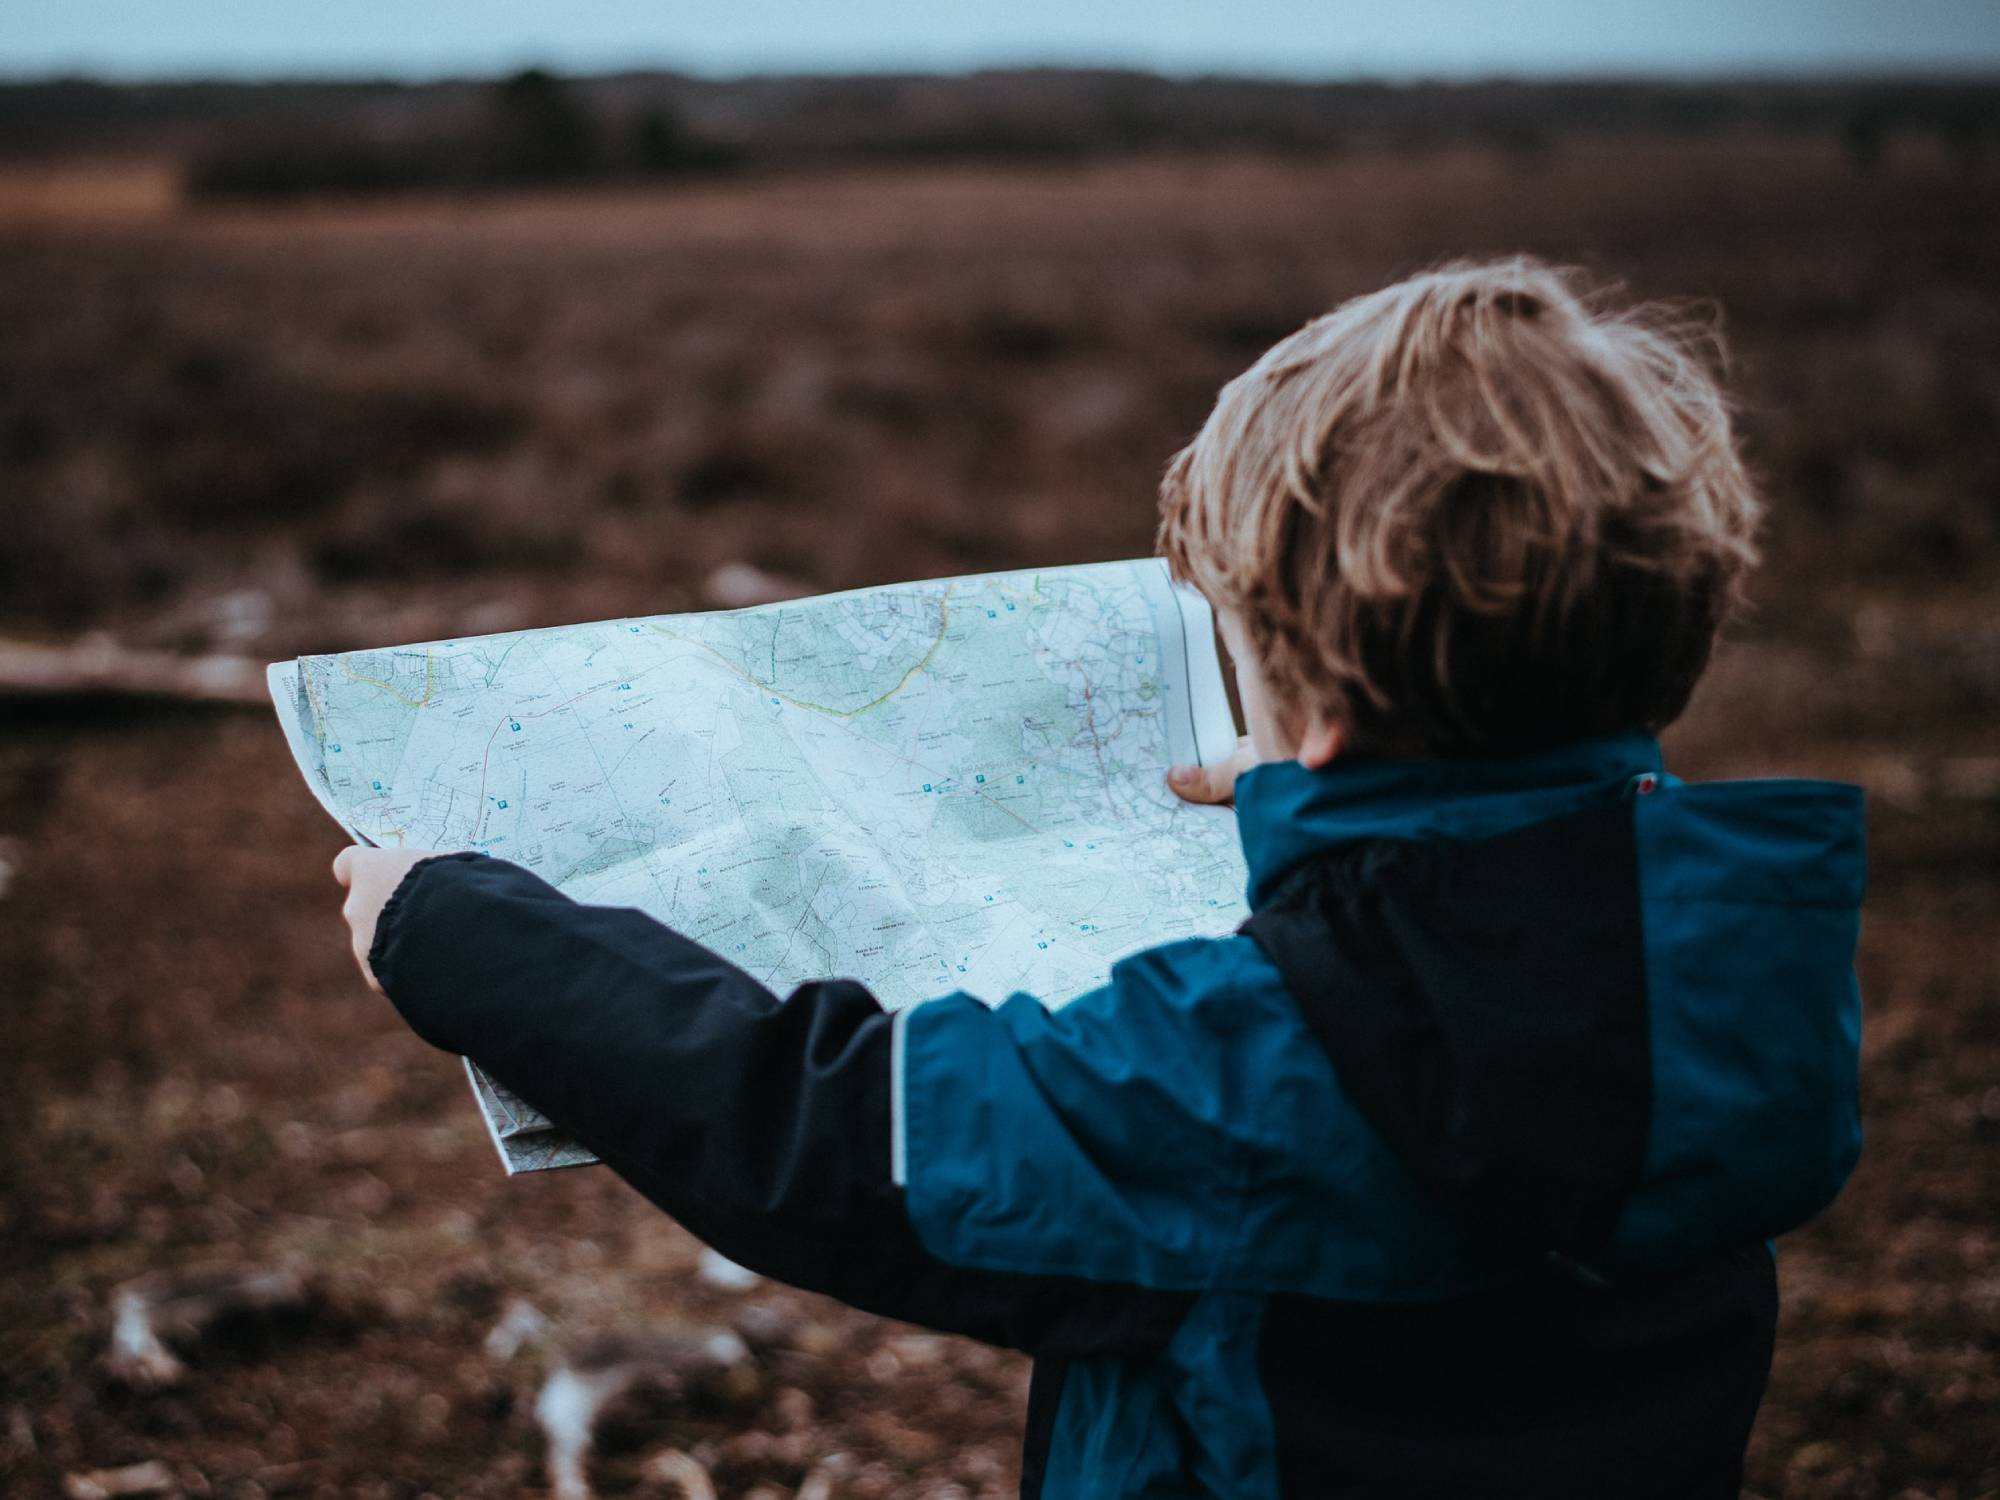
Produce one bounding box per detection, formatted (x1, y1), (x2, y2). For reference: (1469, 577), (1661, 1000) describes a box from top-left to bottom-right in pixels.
(369, 730), (1865, 1498)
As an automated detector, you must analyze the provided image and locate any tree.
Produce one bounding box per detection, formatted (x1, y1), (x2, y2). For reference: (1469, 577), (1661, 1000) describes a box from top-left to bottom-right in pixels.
(486, 68), (602, 183)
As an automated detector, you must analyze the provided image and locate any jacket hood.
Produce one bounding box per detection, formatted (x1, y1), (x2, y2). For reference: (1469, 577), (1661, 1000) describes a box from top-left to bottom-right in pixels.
(1234, 733), (1866, 1270)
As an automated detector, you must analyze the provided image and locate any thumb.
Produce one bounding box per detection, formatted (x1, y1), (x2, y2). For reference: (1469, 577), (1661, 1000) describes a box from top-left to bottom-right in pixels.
(1167, 760), (1237, 805)
(332, 846), (358, 888)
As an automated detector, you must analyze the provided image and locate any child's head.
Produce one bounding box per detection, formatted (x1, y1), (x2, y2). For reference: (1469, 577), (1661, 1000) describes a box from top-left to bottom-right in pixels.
(1158, 256), (1762, 761)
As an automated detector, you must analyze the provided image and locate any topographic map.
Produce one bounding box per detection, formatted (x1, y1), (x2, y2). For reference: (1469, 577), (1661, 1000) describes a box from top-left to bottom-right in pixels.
(270, 559), (1247, 1171)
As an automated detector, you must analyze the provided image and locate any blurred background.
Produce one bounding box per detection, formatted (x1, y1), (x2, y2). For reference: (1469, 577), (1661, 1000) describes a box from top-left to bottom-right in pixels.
(2, 4), (1997, 1497)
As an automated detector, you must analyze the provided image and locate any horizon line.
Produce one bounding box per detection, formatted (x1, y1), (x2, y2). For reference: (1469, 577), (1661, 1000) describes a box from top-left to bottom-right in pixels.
(5, 56), (2000, 89)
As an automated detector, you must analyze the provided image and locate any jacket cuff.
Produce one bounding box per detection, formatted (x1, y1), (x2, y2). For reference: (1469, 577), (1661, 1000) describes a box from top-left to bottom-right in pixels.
(368, 851), (488, 1001)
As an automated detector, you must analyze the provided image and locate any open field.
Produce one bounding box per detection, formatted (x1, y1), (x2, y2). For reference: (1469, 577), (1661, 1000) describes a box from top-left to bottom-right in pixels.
(2, 135), (1997, 1497)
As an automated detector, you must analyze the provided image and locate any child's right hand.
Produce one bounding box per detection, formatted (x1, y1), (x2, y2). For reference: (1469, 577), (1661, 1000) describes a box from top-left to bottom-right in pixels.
(332, 845), (440, 993)
(1167, 736), (1258, 806)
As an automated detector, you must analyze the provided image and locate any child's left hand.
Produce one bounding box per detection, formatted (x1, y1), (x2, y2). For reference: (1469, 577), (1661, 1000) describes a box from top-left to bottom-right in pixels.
(331, 846), (440, 992)
(1167, 735), (1260, 806)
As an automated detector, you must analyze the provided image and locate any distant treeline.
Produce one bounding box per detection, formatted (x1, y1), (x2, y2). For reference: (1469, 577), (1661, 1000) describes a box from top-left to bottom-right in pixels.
(183, 70), (741, 198)
(1, 68), (1995, 198)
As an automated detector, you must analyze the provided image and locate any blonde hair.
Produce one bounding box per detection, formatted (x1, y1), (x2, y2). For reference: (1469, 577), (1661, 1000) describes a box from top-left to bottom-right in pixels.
(1158, 256), (1762, 756)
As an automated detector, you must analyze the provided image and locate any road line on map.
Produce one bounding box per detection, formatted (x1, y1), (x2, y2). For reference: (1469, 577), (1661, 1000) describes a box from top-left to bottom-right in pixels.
(648, 586), (954, 720)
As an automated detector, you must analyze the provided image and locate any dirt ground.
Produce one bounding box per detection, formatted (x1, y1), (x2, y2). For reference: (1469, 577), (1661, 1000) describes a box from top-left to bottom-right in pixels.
(2, 138), (1997, 1498)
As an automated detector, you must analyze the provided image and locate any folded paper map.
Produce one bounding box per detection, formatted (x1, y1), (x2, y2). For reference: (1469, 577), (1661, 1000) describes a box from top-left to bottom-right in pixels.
(270, 559), (1248, 1172)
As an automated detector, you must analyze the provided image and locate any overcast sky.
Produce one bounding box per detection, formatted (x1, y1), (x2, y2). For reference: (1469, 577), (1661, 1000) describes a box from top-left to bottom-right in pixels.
(5, 0), (1999, 82)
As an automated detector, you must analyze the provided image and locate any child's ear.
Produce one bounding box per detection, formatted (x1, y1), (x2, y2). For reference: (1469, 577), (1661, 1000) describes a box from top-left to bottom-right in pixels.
(1295, 718), (1346, 770)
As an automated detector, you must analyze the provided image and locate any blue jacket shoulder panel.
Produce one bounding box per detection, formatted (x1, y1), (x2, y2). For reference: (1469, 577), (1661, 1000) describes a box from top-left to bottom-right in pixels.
(900, 933), (1499, 1300)
(901, 935), (1279, 1289)
(1632, 778), (1866, 908)
(1616, 779), (1867, 1265)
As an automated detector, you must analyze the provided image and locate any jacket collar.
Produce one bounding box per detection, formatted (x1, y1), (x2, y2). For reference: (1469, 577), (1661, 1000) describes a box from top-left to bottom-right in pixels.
(1233, 729), (1666, 908)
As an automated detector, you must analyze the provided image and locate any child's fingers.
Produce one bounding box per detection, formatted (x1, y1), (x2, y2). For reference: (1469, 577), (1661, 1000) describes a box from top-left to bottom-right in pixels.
(1167, 760), (1238, 805)
(331, 846), (387, 992)
(351, 928), (382, 993)
(1168, 736), (1260, 806)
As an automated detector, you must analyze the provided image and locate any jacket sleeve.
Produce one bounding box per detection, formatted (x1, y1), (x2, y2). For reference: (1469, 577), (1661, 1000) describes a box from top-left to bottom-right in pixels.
(368, 852), (1192, 1358)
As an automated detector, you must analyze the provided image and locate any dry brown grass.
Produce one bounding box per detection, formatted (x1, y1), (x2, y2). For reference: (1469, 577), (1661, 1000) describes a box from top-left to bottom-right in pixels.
(0, 157), (180, 226)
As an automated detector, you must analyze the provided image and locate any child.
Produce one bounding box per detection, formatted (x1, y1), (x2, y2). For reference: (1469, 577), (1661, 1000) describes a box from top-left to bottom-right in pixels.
(333, 257), (1864, 1498)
